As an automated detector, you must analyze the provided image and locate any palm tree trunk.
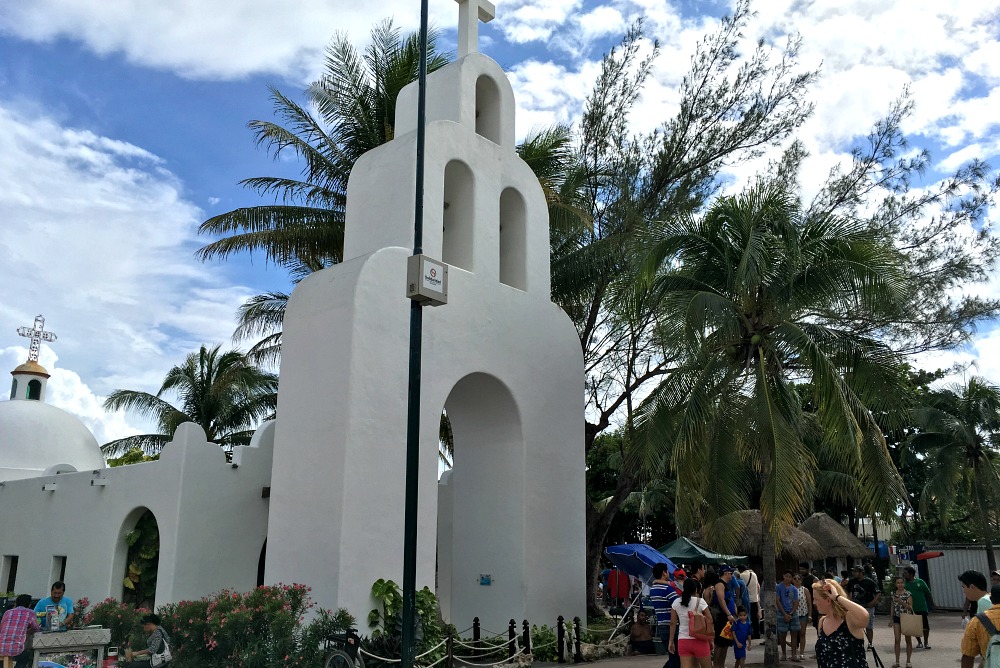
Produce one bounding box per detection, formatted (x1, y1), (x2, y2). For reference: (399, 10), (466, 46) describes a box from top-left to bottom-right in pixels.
(584, 469), (640, 619)
(976, 479), (997, 572)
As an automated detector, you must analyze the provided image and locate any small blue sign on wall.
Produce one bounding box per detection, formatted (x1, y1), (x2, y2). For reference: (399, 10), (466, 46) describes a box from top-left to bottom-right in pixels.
(479, 574), (492, 586)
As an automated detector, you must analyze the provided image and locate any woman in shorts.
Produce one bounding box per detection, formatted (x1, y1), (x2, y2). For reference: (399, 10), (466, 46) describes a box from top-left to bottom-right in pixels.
(670, 577), (714, 668)
(889, 576), (914, 668)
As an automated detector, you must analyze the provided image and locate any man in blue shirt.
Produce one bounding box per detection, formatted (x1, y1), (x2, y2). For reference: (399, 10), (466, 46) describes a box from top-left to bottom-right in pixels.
(33, 581), (74, 631)
(649, 563), (679, 668)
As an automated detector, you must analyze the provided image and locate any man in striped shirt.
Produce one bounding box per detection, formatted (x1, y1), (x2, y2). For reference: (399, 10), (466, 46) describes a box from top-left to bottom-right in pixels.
(0, 594), (41, 668)
(650, 563), (680, 668)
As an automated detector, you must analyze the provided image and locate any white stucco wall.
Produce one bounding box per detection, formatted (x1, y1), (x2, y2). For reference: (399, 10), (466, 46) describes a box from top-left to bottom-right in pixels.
(0, 422), (272, 607)
(267, 52), (586, 630)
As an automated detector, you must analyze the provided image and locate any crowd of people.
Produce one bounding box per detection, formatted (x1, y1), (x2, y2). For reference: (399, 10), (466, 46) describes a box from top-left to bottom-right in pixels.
(0, 580), (170, 667)
(607, 560), (953, 668)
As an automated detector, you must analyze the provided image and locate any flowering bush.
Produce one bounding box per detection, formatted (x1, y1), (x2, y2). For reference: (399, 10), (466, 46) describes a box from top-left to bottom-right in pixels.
(156, 583), (348, 668)
(82, 598), (148, 648)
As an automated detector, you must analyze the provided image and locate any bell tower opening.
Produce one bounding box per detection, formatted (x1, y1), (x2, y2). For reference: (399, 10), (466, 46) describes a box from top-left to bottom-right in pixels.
(475, 75), (501, 145)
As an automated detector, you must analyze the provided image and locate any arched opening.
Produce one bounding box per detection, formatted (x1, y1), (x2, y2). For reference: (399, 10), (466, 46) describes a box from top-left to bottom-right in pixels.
(9, 379), (16, 400)
(475, 75), (502, 145)
(436, 373), (524, 629)
(115, 508), (160, 608)
(257, 540), (267, 587)
(499, 188), (527, 290)
(26, 379), (41, 401)
(442, 160), (474, 271)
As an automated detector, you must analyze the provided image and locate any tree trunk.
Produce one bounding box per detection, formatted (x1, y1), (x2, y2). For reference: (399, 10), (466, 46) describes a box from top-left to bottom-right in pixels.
(977, 482), (997, 572)
(760, 515), (779, 668)
(584, 468), (639, 619)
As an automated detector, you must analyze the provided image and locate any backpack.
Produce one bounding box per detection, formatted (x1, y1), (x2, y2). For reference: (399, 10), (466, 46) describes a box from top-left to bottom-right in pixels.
(976, 613), (1000, 668)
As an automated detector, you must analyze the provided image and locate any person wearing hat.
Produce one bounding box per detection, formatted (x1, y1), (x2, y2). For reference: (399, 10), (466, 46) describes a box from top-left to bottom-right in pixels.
(672, 569), (687, 596)
(846, 565), (880, 644)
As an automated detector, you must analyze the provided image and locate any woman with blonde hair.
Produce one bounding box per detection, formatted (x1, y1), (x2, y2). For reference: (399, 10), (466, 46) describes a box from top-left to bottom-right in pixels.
(811, 578), (869, 668)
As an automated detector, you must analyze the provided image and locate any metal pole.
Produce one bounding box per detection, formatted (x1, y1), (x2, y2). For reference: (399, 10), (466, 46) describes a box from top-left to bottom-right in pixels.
(401, 0), (429, 667)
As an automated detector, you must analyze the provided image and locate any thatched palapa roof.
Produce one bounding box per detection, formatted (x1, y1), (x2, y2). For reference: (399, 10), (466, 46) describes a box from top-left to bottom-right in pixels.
(696, 510), (826, 561)
(797, 512), (872, 559)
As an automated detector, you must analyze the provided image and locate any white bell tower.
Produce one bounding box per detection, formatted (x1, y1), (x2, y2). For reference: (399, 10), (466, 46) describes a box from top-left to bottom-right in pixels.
(266, 3), (586, 631)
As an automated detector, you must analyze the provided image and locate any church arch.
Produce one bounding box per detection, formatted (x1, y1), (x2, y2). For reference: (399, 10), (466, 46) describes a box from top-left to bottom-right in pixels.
(499, 188), (527, 290)
(9, 379), (16, 400)
(436, 373), (525, 623)
(475, 75), (502, 145)
(113, 507), (160, 608)
(26, 379), (41, 401)
(442, 160), (475, 271)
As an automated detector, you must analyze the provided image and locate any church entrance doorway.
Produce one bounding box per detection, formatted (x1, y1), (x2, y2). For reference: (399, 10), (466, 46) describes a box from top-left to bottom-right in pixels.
(116, 508), (160, 609)
(436, 373), (525, 628)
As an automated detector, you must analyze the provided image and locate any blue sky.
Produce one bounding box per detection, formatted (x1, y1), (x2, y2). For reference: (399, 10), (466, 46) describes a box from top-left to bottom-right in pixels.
(1, 0), (999, 442)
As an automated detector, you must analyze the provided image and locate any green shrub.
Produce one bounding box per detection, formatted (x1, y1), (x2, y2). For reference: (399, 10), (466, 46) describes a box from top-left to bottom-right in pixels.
(82, 598), (148, 648)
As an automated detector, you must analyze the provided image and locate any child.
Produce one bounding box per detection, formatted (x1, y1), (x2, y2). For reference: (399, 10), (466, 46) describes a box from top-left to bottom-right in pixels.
(733, 607), (752, 668)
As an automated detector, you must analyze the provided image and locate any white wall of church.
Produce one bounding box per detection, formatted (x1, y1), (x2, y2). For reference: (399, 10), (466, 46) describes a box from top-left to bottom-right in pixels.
(0, 422), (272, 607)
(267, 52), (586, 631)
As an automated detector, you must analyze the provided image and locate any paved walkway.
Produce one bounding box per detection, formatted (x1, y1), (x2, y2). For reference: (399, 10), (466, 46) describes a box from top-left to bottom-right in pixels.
(587, 611), (968, 667)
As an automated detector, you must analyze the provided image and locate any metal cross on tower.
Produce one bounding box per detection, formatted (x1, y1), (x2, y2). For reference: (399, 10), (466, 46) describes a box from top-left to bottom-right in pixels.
(455, 0), (495, 57)
(16, 315), (57, 363)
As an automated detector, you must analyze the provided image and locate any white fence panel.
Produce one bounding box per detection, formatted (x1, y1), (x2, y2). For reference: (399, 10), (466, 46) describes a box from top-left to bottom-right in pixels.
(924, 544), (997, 610)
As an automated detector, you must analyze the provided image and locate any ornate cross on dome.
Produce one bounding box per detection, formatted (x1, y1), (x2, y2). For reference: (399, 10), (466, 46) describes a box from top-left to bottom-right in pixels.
(16, 315), (57, 363)
(456, 0), (495, 57)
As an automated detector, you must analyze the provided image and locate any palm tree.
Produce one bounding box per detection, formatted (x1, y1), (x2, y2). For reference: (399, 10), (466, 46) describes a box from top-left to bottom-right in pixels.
(636, 180), (909, 667)
(910, 377), (1000, 570)
(101, 345), (278, 457)
(196, 20), (450, 271)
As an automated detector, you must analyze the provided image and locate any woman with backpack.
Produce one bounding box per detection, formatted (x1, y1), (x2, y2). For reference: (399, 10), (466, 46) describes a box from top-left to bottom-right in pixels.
(669, 577), (714, 668)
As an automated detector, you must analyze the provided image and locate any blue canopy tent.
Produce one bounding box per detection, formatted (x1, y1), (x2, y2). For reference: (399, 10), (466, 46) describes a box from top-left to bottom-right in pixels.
(605, 543), (678, 584)
(603, 544), (678, 639)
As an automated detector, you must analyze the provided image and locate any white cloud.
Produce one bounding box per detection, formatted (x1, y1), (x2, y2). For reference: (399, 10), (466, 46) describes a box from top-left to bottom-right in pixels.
(0, 102), (254, 414)
(0, 0), (464, 81)
(578, 5), (627, 41)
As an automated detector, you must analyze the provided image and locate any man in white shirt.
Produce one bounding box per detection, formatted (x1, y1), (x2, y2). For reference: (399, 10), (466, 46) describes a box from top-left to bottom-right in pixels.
(738, 564), (762, 639)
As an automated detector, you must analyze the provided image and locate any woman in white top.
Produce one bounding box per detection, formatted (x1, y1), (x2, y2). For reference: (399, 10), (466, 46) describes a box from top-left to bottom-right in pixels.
(793, 573), (812, 661)
(669, 577), (714, 668)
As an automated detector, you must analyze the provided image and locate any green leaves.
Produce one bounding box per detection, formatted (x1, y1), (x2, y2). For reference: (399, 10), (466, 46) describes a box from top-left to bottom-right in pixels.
(101, 345), (278, 457)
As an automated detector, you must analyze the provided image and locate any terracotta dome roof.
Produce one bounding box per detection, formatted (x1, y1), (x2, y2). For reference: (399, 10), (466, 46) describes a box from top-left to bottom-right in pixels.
(12, 360), (50, 378)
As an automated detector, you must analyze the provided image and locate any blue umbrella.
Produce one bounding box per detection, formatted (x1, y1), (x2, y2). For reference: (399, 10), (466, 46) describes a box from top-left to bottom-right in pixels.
(604, 543), (678, 584)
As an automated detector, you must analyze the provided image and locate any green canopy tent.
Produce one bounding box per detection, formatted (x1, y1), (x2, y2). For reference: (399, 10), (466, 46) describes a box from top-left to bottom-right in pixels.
(657, 536), (748, 566)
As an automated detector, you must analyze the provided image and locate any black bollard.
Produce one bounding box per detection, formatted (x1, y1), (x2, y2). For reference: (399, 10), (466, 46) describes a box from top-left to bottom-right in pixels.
(522, 620), (531, 655)
(508, 619), (517, 659)
(557, 616), (565, 663)
(573, 617), (584, 663)
(446, 629), (454, 668)
(473, 616), (481, 660)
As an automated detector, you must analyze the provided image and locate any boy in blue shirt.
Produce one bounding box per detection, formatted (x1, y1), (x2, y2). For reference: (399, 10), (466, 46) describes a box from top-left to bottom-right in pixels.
(732, 607), (752, 668)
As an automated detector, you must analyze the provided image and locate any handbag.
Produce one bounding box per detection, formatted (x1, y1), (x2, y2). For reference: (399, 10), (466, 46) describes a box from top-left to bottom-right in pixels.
(688, 609), (715, 641)
(150, 636), (172, 667)
(899, 612), (922, 637)
(720, 620), (735, 640)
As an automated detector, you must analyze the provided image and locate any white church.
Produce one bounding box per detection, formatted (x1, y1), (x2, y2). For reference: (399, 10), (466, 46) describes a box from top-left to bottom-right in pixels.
(0, 1), (585, 633)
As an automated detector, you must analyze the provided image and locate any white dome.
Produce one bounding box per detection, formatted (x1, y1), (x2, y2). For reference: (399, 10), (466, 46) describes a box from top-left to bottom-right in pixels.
(0, 400), (105, 481)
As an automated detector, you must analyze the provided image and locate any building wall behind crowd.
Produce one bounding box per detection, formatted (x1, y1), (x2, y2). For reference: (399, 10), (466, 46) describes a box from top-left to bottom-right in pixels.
(0, 421), (272, 606)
